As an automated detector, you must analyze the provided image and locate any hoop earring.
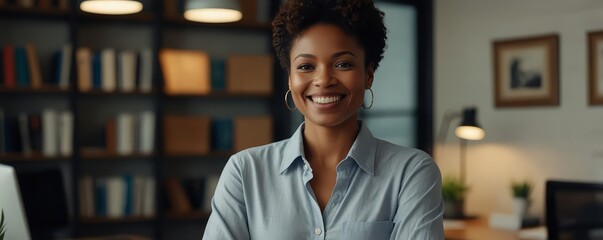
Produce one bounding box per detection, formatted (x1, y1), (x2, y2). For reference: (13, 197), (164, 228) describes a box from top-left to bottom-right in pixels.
(362, 88), (374, 109)
(284, 89), (296, 110)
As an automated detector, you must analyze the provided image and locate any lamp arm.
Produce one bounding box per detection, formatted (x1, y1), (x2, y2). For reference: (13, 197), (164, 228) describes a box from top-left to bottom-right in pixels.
(436, 111), (462, 144)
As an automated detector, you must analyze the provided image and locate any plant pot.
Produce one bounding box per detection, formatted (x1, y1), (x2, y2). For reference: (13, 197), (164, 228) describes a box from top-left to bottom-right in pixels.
(513, 197), (530, 217)
(444, 199), (465, 219)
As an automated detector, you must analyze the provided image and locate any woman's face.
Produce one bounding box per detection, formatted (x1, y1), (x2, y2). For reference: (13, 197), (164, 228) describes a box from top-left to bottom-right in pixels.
(289, 23), (373, 129)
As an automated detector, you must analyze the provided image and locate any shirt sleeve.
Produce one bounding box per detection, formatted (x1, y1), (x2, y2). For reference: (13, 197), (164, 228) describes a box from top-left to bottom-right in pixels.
(203, 155), (250, 240)
(390, 157), (444, 240)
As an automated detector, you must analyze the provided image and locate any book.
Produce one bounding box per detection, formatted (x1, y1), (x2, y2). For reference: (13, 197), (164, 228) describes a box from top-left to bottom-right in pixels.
(14, 47), (29, 87)
(226, 54), (273, 94)
(79, 176), (95, 217)
(94, 177), (108, 216)
(101, 48), (117, 92)
(138, 111), (155, 154)
(163, 115), (210, 155)
(2, 46), (16, 88)
(489, 212), (542, 230)
(28, 114), (42, 152)
(25, 44), (43, 89)
(106, 176), (126, 218)
(233, 116), (273, 151)
(52, 50), (62, 86)
(38, 0), (51, 9)
(0, 109), (4, 153)
(118, 50), (137, 92)
(105, 118), (116, 154)
(210, 58), (225, 91)
(92, 52), (102, 89)
(163, 177), (192, 214)
(240, 0), (258, 24)
(181, 178), (205, 210)
(132, 175), (145, 216)
(18, 113), (32, 156)
(163, 0), (179, 18)
(42, 109), (58, 157)
(141, 176), (155, 217)
(211, 118), (232, 151)
(4, 116), (19, 153)
(138, 48), (153, 93)
(123, 175), (134, 216)
(58, 111), (73, 156)
(76, 47), (93, 92)
(17, 0), (34, 8)
(58, 44), (72, 90)
(57, 0), (69, 10)
(160, 49), (211, 95)
(116, 112), (135, 155)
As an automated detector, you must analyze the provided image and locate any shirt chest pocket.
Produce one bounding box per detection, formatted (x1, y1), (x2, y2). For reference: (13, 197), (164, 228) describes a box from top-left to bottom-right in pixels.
(341, 221), (394, 240)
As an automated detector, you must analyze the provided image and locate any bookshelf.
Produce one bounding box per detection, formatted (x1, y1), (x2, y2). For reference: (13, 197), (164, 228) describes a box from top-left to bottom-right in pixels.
(0, 0), (288, 239)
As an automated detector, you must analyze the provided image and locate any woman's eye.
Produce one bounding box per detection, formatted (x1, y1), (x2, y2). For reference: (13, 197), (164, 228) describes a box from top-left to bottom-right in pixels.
(297, 64), (314, 71)
(335, 62), (353, 69)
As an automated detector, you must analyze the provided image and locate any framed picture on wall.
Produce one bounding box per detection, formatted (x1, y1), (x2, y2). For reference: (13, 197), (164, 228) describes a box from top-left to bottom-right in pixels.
(588, 30), (603, 105)
(492, 34), (559, 107)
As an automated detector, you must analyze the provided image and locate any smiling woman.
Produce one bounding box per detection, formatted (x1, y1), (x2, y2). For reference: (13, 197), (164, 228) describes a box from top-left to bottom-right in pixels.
(202, 0), (444, 239)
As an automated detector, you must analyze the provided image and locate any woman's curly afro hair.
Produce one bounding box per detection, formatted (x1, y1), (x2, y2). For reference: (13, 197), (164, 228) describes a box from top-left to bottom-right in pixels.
(272, 0), (387, 73)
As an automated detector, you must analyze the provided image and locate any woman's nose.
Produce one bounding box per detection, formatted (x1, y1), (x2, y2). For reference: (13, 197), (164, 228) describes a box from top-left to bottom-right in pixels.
(313, 66), (336, 88)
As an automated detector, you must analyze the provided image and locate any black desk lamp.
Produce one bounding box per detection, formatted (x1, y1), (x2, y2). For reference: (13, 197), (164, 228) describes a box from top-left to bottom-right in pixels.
(455, 108), (485, 185)
(438, 107), (485, 218)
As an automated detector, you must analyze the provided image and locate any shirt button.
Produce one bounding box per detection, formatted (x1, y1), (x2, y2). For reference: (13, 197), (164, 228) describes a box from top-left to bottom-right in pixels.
(314, 228), (322, 235)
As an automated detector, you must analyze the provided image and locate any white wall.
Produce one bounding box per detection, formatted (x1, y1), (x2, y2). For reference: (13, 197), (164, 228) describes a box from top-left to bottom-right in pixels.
(434, 0), (603, 218)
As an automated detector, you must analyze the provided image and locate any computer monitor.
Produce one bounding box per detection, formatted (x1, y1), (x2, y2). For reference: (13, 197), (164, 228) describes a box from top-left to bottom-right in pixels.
(546, 180), (603, 240)
(0, 164), (32, 240)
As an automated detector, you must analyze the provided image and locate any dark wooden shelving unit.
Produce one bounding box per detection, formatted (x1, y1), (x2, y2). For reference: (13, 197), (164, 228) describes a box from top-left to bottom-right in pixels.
(0, 0), (289, 239)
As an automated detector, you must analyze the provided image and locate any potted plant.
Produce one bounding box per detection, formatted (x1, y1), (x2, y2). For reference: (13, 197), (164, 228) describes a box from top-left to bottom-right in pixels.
(442, 176), (469, 218)
(511, 180), (533, 217)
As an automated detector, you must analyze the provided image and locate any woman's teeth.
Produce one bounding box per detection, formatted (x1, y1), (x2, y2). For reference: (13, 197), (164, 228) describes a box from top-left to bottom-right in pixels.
(312, 96), (341, 104)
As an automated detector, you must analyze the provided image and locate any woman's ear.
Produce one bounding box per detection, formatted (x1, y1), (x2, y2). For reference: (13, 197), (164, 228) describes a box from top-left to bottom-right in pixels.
(366, 64), (375, 89)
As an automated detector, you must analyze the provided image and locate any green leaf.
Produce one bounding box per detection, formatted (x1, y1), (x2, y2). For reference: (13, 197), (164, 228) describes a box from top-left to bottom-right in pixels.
(442, 176), (469, 202)
(511, 180), (533, 199)
(0, 209), (5, 240)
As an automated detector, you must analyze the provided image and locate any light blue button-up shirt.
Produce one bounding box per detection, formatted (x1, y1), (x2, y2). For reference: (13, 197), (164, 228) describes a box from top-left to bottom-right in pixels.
(203, 121), (444, 240)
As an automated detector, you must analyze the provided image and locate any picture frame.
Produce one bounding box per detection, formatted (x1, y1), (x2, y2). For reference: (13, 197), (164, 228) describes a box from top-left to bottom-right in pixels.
(492, 34), (559, 107)
(588, 30), (603, 105)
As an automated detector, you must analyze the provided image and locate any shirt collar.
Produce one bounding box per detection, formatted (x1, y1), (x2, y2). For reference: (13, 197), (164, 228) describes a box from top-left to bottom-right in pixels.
(280, 121), (377, 176)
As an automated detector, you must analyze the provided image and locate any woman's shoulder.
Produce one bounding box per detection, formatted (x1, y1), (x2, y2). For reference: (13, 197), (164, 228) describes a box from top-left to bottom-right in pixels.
(227, 138), (291, 169)
(374, 138), (432, 162)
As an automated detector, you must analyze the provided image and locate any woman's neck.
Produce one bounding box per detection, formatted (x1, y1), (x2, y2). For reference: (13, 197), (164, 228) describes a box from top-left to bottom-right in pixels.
(302, 118), (360, 168)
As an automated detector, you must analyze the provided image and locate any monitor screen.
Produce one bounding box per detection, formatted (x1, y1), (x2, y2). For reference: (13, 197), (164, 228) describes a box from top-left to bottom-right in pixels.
(0, 164), (31, 240)
(547, 180), (603, 240)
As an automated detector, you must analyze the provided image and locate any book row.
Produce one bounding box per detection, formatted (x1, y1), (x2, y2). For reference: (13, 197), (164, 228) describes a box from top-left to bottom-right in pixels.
(1, 45), (275, 95)
(101, 111), (156, 156)
(164, 115), (273, 155)
(0, 0), (69, 10)
(160, 49), (273, 95)
(79, 175), (156, 218)
(0, 109), (73, 157)
(1, 44), (71, 90)
(163, 176), (220, 215)
(76, 48), (153, 93)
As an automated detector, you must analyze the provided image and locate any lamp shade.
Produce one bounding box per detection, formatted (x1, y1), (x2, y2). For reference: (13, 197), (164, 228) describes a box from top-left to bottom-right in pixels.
(80, 0), (143, 15)
(184, 0), (242, 23)
(454, 108), (485, 140)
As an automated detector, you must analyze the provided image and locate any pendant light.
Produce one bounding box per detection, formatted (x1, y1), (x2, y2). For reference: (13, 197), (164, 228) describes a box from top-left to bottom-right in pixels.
(184, 0), (242, 23)
(80, 0), (143, 15)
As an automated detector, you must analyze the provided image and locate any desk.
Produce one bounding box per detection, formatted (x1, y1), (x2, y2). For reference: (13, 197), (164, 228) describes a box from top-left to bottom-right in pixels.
(444, 218), (526, 240)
